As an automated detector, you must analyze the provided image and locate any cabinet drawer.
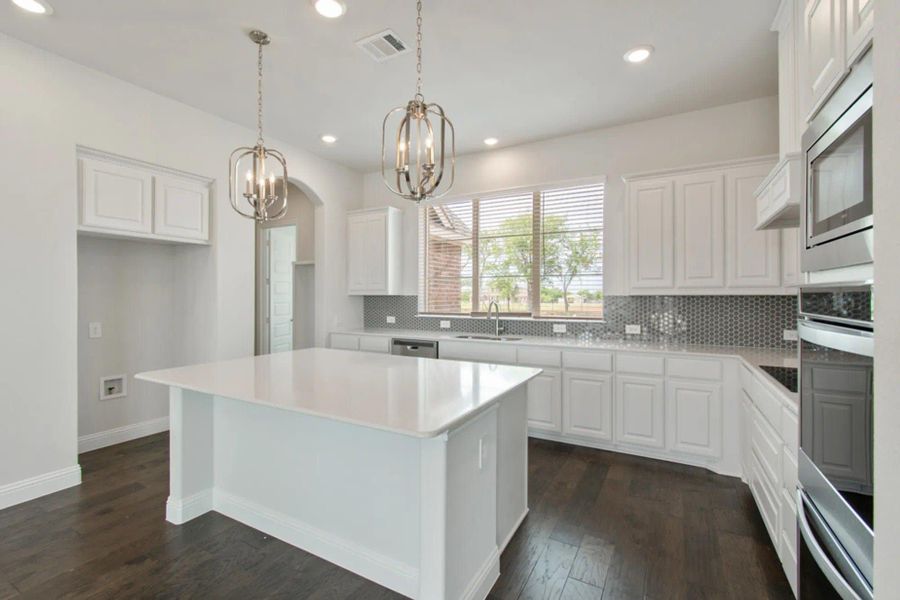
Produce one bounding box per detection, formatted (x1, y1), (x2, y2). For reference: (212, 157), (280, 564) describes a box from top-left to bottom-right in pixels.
(439, 340), (517, 364)
(752, 408), (782, 490)
(780, 488), (798, 563)
(740, 365), (754, 392)
(517, 347), (561, 368)
(750, 453), (779, 544)
(667, 357), (723, 381)
(782, 445), (799, 496)
(781, 406), (799, 455)
(330, 334), (359, 351)
(561, 350), (612, 372)
(745, 372), (782, 432)
(616, 353), (664, 376)
(359, 336), (390, 353)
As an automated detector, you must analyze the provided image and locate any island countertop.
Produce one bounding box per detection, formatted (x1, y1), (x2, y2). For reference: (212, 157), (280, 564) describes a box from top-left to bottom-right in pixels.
(136, 348), (541, 438)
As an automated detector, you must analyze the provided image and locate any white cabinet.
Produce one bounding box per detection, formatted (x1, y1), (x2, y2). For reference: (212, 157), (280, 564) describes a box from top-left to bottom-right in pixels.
(527, 369), (562, 433)
(782, 227), (802, 287)
(773, 0), (803, 157)
(844, 0), (873, 67)
(359, 336), (390, 353)
(674, 172), (725, 288)
(802, 0), (847, 120)
(615, 375), (665, 449)
(330, 333), (360, 351)
(347, 207), (402, 295)
(755, 154), (803, 230)
(627, 179), (674, 289)
(666, 380), (723, 459)
(153, 174), (210, 241)
(78, 151), (211, 244)
(80, 157), (153, 234)
(563, 371), (613, 441)
(726, 165), (782, 288)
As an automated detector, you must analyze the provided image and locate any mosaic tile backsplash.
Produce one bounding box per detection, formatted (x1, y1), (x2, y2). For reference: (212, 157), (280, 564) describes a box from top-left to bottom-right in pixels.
(363, 295), (798, 348)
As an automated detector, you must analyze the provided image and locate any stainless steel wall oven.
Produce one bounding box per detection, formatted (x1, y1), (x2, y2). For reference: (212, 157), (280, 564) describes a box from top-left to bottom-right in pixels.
(797, 283), (873, 599)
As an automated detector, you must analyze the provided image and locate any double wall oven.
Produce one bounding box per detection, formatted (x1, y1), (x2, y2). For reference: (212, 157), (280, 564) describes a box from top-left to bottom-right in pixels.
(801, 50), (873, 272)
(797, 284), (873, 600)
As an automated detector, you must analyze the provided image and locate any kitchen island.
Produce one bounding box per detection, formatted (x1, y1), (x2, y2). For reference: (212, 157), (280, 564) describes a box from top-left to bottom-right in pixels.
(136, 348), (540, 600)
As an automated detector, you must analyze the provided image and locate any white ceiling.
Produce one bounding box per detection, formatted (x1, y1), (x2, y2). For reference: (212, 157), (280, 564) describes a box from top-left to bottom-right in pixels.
(1, 0), (779, 172)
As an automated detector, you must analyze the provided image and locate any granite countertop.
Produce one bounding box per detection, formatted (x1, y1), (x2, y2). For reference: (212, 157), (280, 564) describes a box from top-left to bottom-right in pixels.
(333, 327), (799, 407)
(137, 348), (541, 438)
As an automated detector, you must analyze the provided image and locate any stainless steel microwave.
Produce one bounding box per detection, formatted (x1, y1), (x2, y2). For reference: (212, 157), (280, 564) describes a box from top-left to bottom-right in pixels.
(801, 50), (873, 273)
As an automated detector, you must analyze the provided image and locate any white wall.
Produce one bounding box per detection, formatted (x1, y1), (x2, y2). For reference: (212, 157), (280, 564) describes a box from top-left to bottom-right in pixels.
(363, 96), (779, 295)
(873, 0), (900, 591)
(77, 237), (205, 441)
(0, 33), (363, 502)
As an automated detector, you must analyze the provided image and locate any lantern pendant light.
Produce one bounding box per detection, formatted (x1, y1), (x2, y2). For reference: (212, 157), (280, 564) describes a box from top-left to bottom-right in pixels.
(381, 0), (455, 202)
(229, 30), (289, 222)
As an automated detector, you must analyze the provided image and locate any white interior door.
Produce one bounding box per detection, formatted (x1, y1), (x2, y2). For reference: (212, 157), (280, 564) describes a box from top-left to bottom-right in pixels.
(266, 226), (296, 353)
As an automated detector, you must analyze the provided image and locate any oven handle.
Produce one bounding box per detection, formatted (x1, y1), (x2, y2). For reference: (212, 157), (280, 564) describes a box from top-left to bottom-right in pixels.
(797, 489), (872, 600)
(798, 320), (874, 358)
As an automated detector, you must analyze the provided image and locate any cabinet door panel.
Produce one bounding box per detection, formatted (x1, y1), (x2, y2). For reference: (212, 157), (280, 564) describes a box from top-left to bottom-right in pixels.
(365, 213), (388, 291)
(804, 0), (846, 119)
(666, 380), (722, 458)
(726, 167), (781, 288)
(527, 369), (562, 433)
(563, 372), (613, 441)
(615, 376), (664, 448)
(628, 180), (674, 289)
(674, 173), (725, 288)
(347, 215), (368, 294)
(153, 175), (209, 241)
(330, 334), (359, 350)
(81, 158), (153, 233)
(845, 0), (873, 66)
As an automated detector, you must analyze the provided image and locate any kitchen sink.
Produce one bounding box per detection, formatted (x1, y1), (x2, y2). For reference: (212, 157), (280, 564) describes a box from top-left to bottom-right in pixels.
(454, 334), (522, 342)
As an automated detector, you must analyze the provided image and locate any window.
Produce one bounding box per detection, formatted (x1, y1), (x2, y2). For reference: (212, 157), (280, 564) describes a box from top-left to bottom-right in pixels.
(419, 181), (604, 319)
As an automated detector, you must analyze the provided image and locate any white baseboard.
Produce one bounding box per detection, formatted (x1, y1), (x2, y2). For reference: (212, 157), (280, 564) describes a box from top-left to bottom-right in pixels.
(0, 465), (82, 510)
(166, 490), (214, 525)
(213, 489), (419, 598)
(78, 416), (169, 454)
(461, 547), (500, 600)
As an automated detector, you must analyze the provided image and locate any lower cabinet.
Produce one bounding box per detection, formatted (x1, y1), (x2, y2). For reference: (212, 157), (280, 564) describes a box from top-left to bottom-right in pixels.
(526, 369), (562, 433)
(666, 380), (723, 458)
(562, 371), (613, 441)
(615, 375), (665, 449)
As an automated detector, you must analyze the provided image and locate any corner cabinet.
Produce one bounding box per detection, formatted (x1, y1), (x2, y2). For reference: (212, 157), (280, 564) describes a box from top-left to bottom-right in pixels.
(78, 150), (211, 245)
(624, 157), (794, 294)
(347, 207), (402, 295)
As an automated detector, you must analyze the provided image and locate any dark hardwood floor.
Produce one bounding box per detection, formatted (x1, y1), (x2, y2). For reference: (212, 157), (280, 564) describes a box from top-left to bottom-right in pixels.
(0, 434), (792, 599)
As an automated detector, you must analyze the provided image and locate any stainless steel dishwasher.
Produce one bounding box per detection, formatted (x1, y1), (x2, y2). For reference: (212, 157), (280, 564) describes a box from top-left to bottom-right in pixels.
(391, 338), (438, 359)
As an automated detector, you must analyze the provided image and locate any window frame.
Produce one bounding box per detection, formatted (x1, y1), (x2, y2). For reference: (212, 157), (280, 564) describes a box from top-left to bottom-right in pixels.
(418, 176), (606, 321)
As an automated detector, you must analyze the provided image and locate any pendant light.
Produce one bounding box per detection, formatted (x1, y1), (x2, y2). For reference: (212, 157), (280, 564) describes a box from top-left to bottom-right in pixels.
(229, 30), (289, 222)
(381, 0), (455, 202)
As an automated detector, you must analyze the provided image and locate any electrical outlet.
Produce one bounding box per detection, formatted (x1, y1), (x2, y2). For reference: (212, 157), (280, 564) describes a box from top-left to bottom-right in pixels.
(552, 324), (567, 334)
(783, 329), (799, 342)
(440, 320), (451, 329)
(89, 322), (102, 339)
(625, 324), (641, 335)
(386, 316), (396, 324)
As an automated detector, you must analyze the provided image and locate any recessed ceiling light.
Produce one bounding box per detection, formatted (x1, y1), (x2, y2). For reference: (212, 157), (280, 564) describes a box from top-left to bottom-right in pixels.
(313, 0), (346, 18)
(321, 134), (337, 144)
(11, 0), (53, 14)
(483, 137), (499, 146)
(624, 45), (653, 64)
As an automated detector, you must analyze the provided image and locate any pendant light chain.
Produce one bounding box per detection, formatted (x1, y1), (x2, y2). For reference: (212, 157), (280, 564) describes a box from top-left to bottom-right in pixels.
(256, 40), (265, 146)
(415, 0), (423, 101)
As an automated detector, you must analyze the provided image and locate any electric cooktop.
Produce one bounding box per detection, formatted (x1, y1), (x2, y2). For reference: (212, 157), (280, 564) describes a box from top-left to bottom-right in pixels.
(759, 365), (798, 394)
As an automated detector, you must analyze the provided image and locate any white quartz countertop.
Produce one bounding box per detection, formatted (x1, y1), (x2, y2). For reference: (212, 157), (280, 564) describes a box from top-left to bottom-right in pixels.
(136, 348), (541, 438)
(333, 328), (799, 406)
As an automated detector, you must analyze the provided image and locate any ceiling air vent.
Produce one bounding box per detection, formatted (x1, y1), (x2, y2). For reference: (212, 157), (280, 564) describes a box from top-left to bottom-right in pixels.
(355, 29), (411, 62)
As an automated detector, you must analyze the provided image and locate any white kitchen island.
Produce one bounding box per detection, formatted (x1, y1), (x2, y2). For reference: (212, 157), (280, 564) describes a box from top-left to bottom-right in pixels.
(136, 348), (540, 600)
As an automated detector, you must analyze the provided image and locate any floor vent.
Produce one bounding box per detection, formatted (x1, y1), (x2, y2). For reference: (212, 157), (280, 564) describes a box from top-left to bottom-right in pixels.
(355, 29), (411, 62)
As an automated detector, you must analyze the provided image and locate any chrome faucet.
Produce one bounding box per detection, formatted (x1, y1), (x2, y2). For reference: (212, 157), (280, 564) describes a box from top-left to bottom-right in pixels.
(487, 300), (503, 337)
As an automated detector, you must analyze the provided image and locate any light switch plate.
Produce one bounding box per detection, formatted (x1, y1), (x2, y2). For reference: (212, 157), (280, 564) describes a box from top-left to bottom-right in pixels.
(89, 322), (102, 339)
(386, 316), (396, 324)
(783, 329), (798, 341)
(440, 320), (451, 329)
(552, 324), (567, 334)
(625, 324), (641, 335)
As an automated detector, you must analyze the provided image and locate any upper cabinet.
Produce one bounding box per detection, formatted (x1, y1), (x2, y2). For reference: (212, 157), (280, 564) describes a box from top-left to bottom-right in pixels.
(625, 157), (794, 295)
(347, 207), (402, 295)
(78, 149), (211, 245)
(845, 0), (874, 65)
